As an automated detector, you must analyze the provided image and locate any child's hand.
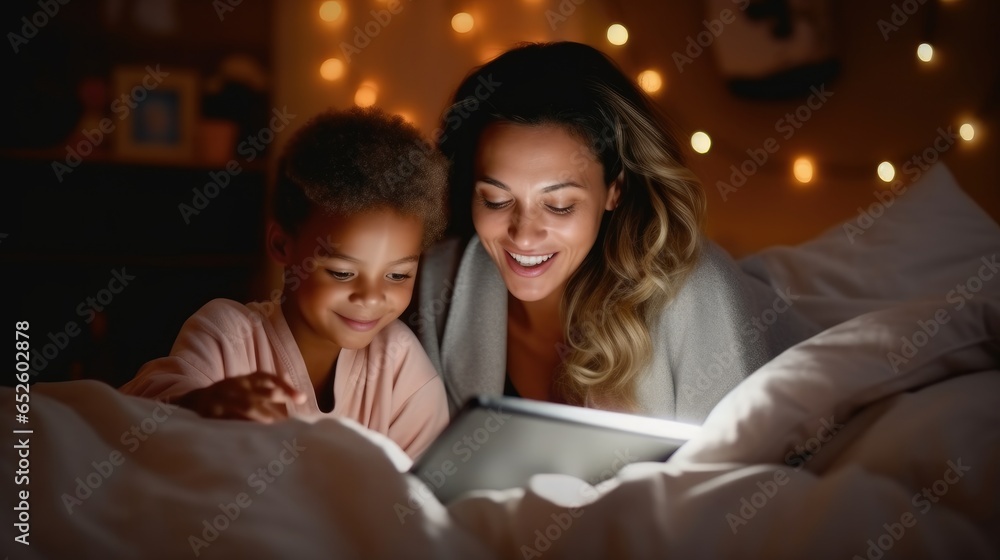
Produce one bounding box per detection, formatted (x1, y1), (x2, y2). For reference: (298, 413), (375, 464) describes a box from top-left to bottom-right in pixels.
(172, 372), (307, 423)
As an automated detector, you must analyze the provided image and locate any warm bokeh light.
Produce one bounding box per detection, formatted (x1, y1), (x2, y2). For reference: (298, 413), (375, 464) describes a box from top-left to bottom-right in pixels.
(451, 12), (474, 33)
(319, 1), (343, 22)
(960, 122), (976, 141)
(637, 70), (663, 93)
(479, 44), (504, 63)
(319, 58), (345, 81)
(397, 111), (415, 124)
(877, 161), (895, 183)
(607, 24), (628, 46)
(793, 157), (814, 184)
(691, 131), (711, 154)
(354, 82), (378, 107)
(917, 43), (934, 62)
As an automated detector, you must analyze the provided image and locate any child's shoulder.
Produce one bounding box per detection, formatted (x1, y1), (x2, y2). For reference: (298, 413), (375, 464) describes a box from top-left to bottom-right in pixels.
(368, 320), (440, 383)
(371, 319), (422, 347)
(194, 298), (256, 318)
(368, 319), (433, 364)
(184, 298), (270, 335)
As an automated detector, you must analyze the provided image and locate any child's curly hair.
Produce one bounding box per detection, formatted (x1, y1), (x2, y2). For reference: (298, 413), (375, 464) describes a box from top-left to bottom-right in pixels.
(272, 107), (448, 248)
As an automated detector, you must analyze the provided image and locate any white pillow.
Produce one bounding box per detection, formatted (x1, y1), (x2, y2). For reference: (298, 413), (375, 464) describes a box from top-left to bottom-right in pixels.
(739, 162), (1000, 329)
(672, 296), (1000, 465)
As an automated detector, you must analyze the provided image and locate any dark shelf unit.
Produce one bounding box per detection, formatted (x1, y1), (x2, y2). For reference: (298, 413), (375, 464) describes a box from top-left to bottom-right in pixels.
(2, 0), (275, 388)
(2, 156), (269, 388)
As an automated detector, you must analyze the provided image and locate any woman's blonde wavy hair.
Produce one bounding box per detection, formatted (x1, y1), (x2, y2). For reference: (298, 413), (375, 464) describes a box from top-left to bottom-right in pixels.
(439, 42), (706, 411)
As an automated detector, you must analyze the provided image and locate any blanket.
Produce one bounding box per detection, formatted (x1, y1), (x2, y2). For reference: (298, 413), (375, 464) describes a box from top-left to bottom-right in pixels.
(4, 296), (997, 559)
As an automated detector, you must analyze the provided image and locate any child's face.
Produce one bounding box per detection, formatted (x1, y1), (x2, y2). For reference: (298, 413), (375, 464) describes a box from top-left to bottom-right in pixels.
(275, 208), (424, 350)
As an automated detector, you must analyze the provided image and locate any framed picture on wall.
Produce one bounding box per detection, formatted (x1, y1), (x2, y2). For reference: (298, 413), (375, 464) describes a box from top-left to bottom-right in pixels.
(708, 0), (839, 99)
(112, 66), (198, 162)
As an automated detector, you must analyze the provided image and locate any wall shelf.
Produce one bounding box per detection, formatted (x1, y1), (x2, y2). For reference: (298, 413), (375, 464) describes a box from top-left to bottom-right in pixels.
(3, 0), (276, 389)
(1, 149), (270, 173)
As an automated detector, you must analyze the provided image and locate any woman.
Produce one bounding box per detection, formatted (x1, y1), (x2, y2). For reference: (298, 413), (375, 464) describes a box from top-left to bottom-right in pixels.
(413, 41), (818, 423)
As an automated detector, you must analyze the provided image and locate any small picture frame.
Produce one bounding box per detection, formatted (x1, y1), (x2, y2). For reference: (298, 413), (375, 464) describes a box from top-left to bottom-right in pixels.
(112, 66), (198, 162)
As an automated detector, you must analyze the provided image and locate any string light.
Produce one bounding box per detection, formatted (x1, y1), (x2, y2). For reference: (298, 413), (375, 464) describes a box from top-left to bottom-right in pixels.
(793, 157), (814, 184)
(637, 70), (663, 94)
(959, 122), (975, 141)
(354, 82), (378, 107)
(607, 24), (628, 46)
(877, 161), (896, 183)
(691, 131), (711, 154)
(451, 12), (474, 33)
(319, 1), (343, 22)
(917, 43), (934, 63)
(479, 44), (504, 63)
(319, 58), (345, 81)
(301, 6), (983, 192)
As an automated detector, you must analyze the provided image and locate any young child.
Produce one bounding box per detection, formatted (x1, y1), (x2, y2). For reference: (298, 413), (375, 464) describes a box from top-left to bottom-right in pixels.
(121, 107), (450, 459)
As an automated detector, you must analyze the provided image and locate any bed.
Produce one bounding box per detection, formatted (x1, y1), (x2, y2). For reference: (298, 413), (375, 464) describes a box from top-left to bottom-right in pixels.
(5, 162), (999, 559)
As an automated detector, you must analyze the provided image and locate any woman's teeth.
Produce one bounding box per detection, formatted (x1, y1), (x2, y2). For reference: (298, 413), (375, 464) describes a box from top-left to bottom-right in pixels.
(508, 251), (555, 267)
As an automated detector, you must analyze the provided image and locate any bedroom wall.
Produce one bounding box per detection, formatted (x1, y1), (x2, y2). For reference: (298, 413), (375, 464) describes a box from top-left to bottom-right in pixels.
(271, 0), (1000, 257)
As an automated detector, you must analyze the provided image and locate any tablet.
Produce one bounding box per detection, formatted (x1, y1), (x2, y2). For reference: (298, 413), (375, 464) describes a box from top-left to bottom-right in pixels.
(410, 395), (700, 503)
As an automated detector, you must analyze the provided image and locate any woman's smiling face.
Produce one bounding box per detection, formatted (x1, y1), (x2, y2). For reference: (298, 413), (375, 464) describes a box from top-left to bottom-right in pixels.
(472, 122), (620, 303)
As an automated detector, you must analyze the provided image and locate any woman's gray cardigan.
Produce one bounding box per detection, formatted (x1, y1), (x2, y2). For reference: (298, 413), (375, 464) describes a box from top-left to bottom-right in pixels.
(410, 236), (819, 424)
